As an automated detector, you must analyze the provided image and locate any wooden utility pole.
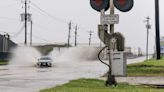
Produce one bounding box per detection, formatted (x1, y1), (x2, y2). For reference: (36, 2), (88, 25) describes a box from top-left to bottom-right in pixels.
(30, 20), (33, 46)
(24, 0), (27, 45)
(88, 30), (93, 46)
(68, 22), (71, 47)
(74, 25), (78, 47)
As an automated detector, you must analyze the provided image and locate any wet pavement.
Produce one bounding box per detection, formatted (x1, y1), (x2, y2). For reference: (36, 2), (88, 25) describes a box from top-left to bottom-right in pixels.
(0, 54), (147, 92)
(0, 60), (107, 92)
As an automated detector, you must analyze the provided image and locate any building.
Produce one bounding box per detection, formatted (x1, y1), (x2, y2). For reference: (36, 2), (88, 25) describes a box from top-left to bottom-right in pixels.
(160, 37), (164, 54)
(0, 34), (17, 60)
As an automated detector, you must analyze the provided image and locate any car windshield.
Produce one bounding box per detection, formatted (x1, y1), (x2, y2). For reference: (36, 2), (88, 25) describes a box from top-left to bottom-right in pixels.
(40, 57), (51, 60)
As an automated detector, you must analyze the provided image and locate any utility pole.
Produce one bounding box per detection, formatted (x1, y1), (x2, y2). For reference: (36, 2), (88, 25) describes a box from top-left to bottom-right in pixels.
(21, 0), (31, 45)
(30, 20), (33, 46)
(68, 21), (72, 47)
(74, 25), (78, 47)
(155, 0), (161, 60)
(145, 16), (151, 60)
(88, 30), (93, 46)
(24, 0), (27, 45)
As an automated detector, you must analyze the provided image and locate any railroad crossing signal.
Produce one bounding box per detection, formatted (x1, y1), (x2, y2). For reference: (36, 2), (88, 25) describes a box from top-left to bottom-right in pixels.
(90, 0), (109, 12)
(90, 0), (134, 12)
(114, 0), (134, 12)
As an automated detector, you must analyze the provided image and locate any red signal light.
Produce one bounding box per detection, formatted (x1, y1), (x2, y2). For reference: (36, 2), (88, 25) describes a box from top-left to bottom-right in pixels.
(118, 0), (126, 6)
(94, 0), (103, 6)
(114, 0), (134, 12)
(90, 0), (109, 12)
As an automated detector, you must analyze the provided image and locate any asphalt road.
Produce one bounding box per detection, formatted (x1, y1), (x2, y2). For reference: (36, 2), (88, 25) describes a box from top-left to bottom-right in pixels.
(0, 56), (148, 92)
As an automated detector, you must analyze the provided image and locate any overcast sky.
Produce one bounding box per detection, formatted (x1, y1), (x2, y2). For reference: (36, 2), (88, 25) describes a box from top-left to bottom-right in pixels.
(0, 0), (164, 54)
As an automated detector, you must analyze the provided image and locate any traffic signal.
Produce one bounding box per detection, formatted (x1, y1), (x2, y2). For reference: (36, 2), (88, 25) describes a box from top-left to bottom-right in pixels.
(113, 0), (134, 12)
(90, 0), (109, 12)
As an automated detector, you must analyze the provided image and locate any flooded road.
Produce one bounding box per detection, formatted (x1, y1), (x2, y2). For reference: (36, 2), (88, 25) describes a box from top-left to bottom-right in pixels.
(0, 61), (107, 92)
(0, 47), (148, 92)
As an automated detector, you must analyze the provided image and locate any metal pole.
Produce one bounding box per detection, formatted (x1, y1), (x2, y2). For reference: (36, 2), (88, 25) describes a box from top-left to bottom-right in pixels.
(155, 0), (161, 60)
(110, 0), (114, 34)
(30, 20), (33, 46)
(146, 26), (149, 60)
(100, 9), (105, 48)
(24, 0), (27, 45)
(145, 17), (150, 60)
(106, 0), (116, 86)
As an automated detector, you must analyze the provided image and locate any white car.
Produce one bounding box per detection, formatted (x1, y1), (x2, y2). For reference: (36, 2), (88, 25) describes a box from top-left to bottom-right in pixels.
(37, 56), (52, 67)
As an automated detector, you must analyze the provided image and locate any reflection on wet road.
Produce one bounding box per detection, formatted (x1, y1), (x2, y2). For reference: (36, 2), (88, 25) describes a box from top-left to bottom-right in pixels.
(0, 61), (107, 92)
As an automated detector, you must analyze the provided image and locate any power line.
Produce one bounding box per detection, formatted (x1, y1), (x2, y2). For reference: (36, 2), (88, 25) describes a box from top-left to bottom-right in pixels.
(30, 1), (68, 24)
(11, 24), (25, 38)
(27, 33), (53, 43)
(0, 17), (18, 21)
(30, 1), (92, 32)
(30, 6), (48, 18)
(33, 23), (59, 33)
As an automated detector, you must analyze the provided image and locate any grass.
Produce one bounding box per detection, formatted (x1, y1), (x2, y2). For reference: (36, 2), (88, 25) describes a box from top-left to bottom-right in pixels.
(0, 60), (8, 65)
(40, 78), (164, 92)
(128, 57), (164, 76)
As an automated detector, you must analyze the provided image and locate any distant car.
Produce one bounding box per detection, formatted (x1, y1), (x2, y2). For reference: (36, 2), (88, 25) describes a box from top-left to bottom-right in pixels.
(37, 56), (52, 67)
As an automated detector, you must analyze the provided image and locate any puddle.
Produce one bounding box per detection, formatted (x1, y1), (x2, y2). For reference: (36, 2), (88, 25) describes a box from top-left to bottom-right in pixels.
(144, 84), (164, 89)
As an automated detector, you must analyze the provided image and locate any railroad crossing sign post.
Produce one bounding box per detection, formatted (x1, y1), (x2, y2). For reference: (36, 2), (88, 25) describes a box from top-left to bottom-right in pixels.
(90, 0), (134, 86)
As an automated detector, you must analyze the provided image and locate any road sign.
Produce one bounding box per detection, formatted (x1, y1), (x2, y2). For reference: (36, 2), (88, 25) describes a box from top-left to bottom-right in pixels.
(101, 14), (119, 24)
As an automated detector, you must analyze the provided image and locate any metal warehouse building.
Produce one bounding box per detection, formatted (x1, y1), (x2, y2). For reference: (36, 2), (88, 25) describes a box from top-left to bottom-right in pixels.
(0, 34), (17, 60)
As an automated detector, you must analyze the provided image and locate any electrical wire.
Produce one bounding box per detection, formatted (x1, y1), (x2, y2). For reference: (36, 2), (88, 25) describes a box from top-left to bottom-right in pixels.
(30, 1), (68, 24)
(11, 24), (25, 38)
(98, 46), (110, 67)
(30, 1), (92, 32)
(28, 33), (53, 43)
(0, 17), (18, 21)
(26, 0), (95, 43)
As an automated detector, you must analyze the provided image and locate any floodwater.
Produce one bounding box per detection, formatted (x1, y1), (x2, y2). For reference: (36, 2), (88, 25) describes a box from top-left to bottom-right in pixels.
(0, 46), (147, 92)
